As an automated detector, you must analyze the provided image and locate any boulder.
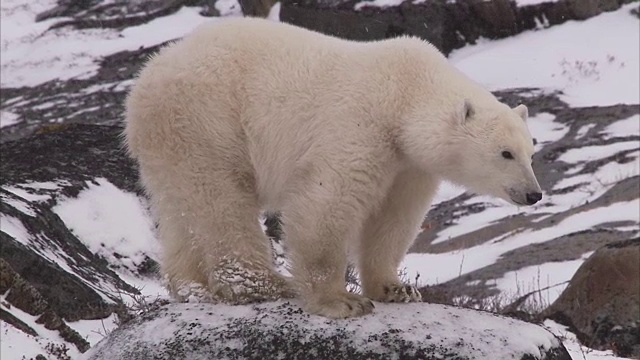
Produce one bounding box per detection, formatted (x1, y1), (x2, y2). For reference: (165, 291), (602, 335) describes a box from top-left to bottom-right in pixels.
(82, 301), (571, 360)
(238, 0), (279, 17)
(544, 238), (640, 358)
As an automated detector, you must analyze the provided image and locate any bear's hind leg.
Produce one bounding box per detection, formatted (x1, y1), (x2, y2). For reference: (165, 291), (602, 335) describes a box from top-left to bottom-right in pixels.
(143, 159), (293, 305)
(193, 170), (294, 304)
(359, 169), (438, 303)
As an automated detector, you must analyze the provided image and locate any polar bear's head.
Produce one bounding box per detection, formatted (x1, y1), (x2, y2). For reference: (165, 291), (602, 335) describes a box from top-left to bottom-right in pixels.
(403, 101), (542, 206)
(445, 102), (542, 206)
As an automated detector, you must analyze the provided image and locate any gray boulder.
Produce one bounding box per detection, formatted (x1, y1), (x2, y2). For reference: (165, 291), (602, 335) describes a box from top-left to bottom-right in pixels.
(544, 238), (640, 358)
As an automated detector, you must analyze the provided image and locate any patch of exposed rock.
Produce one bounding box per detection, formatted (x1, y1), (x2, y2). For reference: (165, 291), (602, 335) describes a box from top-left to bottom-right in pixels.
(280, 0), (635, 56)
(0, 259), (90, 352)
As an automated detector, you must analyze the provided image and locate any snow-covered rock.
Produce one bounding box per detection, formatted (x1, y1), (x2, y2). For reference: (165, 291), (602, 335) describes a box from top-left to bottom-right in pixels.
(82, 301), (571, 360)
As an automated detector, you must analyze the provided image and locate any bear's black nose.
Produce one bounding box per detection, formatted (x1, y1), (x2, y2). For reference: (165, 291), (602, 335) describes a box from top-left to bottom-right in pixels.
(525, 192), (542, 205)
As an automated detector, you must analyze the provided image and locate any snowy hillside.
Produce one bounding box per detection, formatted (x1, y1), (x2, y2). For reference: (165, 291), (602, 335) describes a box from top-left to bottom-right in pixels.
(1, 0), (638, 359)
(405, 3), (639, 302)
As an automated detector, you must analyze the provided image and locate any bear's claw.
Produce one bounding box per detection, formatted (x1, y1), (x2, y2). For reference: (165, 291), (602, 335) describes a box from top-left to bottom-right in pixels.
(381, 283), (422, 303)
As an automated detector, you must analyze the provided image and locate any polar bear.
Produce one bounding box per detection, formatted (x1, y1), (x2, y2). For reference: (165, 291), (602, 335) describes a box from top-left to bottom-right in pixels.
(124, 17), (542, 319)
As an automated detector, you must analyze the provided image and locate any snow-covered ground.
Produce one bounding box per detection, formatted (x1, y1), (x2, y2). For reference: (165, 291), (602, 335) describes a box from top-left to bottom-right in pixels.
(0, 0), (215, 88)
(1, 1), (638, 359)
(53, 178), (160, 277)
(449, 4), (640, 107)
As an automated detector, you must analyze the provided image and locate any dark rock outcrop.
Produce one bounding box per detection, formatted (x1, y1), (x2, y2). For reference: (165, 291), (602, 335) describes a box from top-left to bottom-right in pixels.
(280, 0), (635, 55)
(544, 238), (640, 358)
(0, 124), (147, 351)
(0, 259), (90, 352)
(82, 301), (572, 360)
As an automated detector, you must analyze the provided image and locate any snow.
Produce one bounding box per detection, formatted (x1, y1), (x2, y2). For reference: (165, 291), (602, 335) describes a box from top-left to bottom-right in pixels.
(494, 252), (593, 307)
(526, 112), (570, 149)
(215, 0), (242, 17)
(267, 2), (281, 22)
(1, 4), (215, 87)
(603, 115), (640, 138)
(576, 123), (597, 139)
(559, 141), (640, 162)
(1, 323), (46, 360)
(553, 153), (640, 192)
(430, 181), (466, 205)
(431, 198), (519, 244)
(3, 186), (52, 202)
(53, 178), (160, 276)
(1, 293), (83, 360)
(0, 192), (36, 216)
(403, 199), (640, 285)
(19, 181), (66, 190)
(0, 215), (32, 245)
(0, 110), (20, 128)
(450, 4), (640, 107)
(515, 0), (559, 5)
(354, 0), (405, 11)
(2, 181), (66, 203)
(66, 314), (119, 348)
(544, 320), (633, 360)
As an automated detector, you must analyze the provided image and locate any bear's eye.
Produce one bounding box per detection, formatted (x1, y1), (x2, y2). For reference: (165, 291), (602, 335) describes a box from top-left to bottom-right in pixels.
(502, 151), (514, 160)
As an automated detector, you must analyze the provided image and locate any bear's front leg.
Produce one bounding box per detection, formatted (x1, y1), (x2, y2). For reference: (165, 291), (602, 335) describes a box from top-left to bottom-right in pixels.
(283, 203), (375, 318)
(359, 168), (438, 303)
(282, 165), (396, 318)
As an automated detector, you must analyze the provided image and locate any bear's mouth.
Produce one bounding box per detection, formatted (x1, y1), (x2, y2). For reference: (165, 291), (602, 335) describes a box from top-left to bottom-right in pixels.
(510, 198), (528, 206)
(505, 188), (528, 206)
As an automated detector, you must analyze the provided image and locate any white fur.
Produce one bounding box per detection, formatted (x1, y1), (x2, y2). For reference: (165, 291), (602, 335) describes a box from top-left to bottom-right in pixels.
(123, 18), (541, 319)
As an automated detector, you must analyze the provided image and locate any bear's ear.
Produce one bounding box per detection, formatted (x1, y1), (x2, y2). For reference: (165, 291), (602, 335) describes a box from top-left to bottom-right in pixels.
(458, 99), (474, 124)
(513, 104), (528, 122)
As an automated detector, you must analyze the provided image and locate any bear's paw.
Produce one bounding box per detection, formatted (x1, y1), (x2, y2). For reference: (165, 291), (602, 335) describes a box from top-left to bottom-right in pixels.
(208, 257), (295, 305)
(304, 291), (375, 319)
(173, 281), (214, 303)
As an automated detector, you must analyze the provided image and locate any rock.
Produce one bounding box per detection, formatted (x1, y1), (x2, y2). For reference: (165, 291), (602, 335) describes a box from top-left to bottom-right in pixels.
(41, 0), (210, 30)
(279, 0), (634, 55)
(566, 0), (622, 19)
(0, 43), (163, 143)
(82, 301), (571, 360)
(544, 238), (640, 358)
(238, 0), (278, 17)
